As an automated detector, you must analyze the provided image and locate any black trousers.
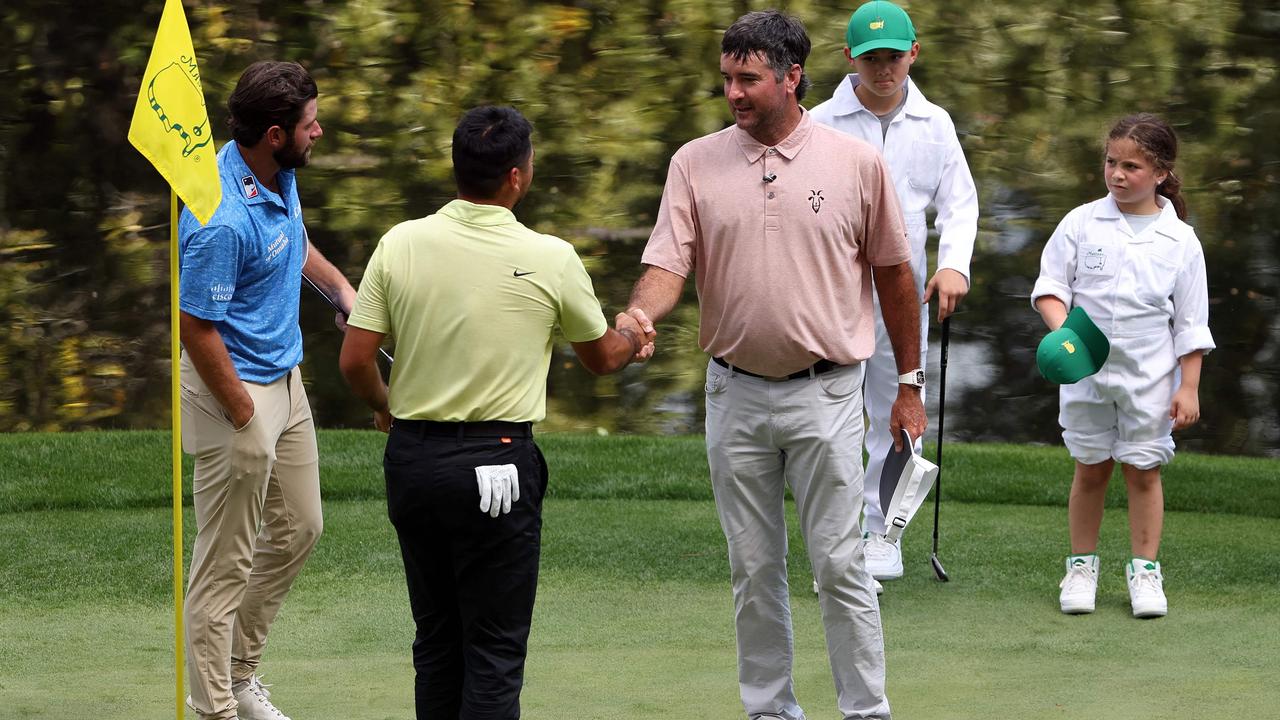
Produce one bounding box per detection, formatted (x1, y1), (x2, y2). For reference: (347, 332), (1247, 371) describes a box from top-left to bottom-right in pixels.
(383, 420), (548, 720)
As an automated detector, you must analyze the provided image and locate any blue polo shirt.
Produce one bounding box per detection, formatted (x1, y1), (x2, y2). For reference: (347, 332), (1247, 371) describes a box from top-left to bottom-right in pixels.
(178, 142), (307, 383)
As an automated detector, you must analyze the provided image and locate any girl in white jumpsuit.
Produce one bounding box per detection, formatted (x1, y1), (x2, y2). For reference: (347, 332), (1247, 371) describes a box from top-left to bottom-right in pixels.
(1032, 114), (1214, 619)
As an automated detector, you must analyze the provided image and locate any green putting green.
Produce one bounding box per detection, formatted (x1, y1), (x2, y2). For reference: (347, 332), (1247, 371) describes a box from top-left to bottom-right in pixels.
(1, 432), (1277, 718)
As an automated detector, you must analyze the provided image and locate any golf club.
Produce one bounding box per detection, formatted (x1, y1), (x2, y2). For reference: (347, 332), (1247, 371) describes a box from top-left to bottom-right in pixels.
(301, 272), (394, 365)
(930, 316), (950, 582)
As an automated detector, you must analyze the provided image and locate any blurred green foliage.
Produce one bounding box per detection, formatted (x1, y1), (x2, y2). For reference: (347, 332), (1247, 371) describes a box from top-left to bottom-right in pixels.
(0, 0), (1276, 453)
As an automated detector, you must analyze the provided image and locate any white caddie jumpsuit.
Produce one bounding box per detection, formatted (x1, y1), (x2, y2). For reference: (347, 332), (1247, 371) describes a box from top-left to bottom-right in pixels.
(811, 75), (979, 534)
(1031, 195), (1215, 467)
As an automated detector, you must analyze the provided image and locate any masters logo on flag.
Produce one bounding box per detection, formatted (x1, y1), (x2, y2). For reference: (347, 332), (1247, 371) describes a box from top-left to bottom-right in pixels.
(145, 61), (212, 158)
(128, 0), (221, 224)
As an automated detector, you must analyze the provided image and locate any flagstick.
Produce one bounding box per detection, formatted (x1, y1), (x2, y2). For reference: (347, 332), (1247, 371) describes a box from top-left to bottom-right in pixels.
(170, 189), (186, 719)
(129, 0), (211, 711)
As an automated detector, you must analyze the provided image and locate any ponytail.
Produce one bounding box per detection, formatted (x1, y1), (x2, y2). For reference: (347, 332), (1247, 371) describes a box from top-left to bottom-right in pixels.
(1159, 171), (1188, 221)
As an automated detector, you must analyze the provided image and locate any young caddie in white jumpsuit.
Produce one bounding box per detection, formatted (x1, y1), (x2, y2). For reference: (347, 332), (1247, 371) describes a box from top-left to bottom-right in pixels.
(811, 0), (979, 581)
(1033, 195), (1214, 470)
(1033, 192), (1214, 617)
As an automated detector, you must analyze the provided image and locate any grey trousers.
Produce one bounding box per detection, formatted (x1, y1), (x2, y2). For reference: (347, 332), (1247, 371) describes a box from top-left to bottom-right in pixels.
(704, 359), (890, 720)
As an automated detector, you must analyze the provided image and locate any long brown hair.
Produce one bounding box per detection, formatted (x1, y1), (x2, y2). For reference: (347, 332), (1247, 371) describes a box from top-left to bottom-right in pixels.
(1107, 113), (1187, 220)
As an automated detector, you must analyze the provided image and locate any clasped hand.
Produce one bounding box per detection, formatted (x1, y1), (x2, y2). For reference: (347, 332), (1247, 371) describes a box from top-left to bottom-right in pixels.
(615, 310), (656, 362)
(475, 464), (520, 517)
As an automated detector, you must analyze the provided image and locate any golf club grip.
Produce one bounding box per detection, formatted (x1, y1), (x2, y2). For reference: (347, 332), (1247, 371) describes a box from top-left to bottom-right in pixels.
(932, 317), (949, 556)
(302, 273), (344, 314)
(937, 317), (948, 467)
(302, 273), (394, 364)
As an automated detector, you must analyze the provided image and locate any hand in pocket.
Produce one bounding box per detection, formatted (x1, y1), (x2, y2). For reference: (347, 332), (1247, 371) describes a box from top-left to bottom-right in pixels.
(230, 411), (273, 480)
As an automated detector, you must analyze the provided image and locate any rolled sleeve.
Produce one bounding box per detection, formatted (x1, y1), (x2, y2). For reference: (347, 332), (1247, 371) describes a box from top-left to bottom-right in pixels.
(1030, 277), (1073, 310)
(1171, 242), (1215, 357)
(179, 224), (242, 321)
(1031, 213), (1078, 310)
(640, 155), (696, 279)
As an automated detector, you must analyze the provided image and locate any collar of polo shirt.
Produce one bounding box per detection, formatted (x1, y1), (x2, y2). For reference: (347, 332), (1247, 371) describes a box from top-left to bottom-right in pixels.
(733, 108), (815, 163)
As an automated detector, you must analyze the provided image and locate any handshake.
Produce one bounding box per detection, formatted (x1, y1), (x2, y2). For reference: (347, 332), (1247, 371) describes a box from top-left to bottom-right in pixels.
(614, 307), (658, 364)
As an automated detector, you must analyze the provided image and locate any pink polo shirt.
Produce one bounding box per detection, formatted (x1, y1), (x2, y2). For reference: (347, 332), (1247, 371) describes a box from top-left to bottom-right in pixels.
(642, 110), (911, 377)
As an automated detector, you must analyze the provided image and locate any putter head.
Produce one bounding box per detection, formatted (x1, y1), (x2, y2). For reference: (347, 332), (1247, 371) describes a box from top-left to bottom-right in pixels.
(931, 553), (950, 582)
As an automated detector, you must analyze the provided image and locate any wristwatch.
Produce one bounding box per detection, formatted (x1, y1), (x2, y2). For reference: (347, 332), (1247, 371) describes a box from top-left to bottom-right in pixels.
(898, 368), (925, 388)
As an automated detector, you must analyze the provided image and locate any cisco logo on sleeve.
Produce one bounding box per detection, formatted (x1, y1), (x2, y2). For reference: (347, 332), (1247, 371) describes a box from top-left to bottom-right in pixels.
(210, 283), (233, 302)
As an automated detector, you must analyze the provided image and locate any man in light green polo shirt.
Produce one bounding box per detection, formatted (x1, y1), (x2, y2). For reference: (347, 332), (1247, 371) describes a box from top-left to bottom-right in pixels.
(338, 105), (648, 720)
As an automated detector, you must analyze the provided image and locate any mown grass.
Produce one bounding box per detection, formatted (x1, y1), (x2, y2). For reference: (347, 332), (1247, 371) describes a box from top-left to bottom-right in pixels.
(1, 431), (1278, 719)
(2, 430), (1278, 516)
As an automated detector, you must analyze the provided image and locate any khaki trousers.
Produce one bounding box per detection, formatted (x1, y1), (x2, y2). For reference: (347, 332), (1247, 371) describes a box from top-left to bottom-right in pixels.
(180, 353), (323, 720)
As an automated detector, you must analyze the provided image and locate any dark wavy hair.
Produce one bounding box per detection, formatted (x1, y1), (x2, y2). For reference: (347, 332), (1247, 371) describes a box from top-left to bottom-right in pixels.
(721, 10), (812, 102)
(1108, 113), (1187, 220)
(452, 106), (533, 199)
(227, 61), (318, 147)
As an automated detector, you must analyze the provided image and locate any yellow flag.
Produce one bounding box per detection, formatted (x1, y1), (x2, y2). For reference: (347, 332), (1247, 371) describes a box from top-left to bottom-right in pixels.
(128, 0), (221, 224)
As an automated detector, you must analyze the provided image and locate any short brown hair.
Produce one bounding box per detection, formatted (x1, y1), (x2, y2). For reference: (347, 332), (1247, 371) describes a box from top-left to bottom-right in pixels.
(227, 61), (318, 147)
(722, 10), (812, 102)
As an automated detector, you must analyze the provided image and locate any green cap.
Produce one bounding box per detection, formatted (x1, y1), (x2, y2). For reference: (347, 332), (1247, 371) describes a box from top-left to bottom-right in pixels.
(1036, 307), (1111, 385)
(845, 1), (917, 57)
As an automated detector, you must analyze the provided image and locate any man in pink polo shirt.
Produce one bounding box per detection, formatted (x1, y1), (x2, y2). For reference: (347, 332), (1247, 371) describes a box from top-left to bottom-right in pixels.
(626, 10), (924, 720)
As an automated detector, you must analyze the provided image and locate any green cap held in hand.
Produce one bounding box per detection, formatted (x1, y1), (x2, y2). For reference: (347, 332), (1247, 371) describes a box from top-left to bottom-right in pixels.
(1036, 307), (1111, 384)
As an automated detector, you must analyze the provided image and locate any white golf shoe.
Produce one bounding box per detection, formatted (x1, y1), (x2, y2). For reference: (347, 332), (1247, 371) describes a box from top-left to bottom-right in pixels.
(233, 675), (291, 720)
(1058, 554), (1099, 614)
(864, 534), (903, 580)
(1126, 559), (1168, 618)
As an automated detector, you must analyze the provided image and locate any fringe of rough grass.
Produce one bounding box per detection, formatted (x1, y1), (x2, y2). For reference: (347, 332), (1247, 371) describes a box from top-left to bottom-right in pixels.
(1, 430), (1276, 517)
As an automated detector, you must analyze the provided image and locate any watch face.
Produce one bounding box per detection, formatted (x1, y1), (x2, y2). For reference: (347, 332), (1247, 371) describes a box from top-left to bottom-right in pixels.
(914, 369), (925, 386)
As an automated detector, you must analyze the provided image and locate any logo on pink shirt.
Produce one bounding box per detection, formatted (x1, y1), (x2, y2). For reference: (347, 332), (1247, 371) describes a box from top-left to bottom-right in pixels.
(809, 190), (824, 214)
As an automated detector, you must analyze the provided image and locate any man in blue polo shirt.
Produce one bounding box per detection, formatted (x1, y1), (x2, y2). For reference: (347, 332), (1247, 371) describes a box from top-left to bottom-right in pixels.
(178, 61), (355, 720)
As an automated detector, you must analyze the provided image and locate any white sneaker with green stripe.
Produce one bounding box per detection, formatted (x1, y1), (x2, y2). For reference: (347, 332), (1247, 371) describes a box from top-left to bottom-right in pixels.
(1126, 558), (1168, 618)
(1058, 554), (1099, 614)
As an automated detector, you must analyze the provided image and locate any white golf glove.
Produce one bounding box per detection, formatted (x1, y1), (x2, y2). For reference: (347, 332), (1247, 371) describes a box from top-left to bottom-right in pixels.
(475, 464), (520, 518)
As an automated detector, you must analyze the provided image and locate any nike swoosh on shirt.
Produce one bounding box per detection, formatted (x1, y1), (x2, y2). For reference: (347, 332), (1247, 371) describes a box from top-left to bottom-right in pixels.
(513, 270), (536, 277)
